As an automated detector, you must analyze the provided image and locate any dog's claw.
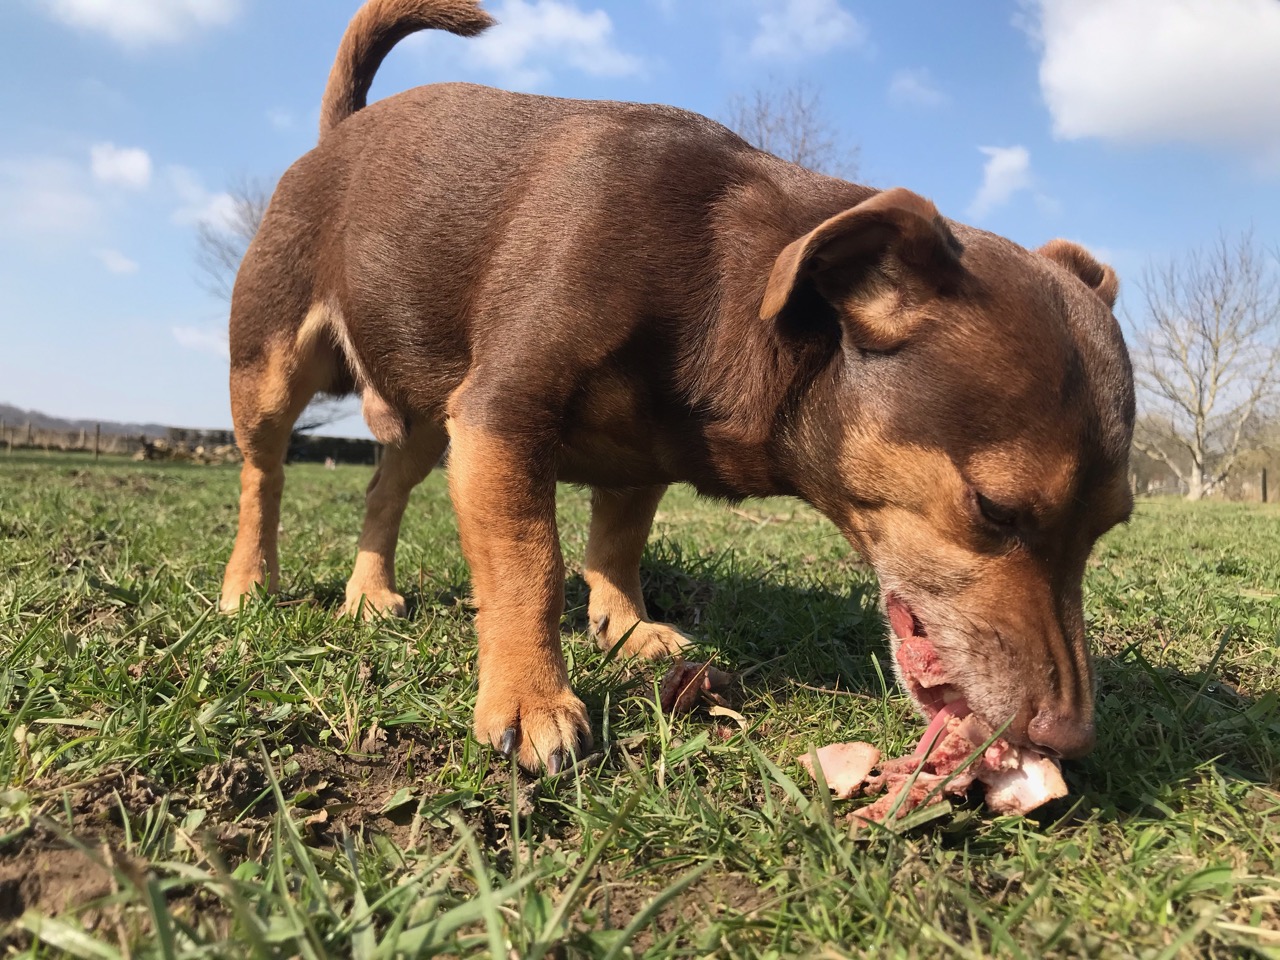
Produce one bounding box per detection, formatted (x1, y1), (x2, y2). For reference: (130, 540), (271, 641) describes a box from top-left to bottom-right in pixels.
(499, 727), (518, 758)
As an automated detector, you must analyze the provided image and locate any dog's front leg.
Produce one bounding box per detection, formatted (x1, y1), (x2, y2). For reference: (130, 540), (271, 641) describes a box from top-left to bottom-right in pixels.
(586, 485), (693, 659)
(447, 420), (591, 773)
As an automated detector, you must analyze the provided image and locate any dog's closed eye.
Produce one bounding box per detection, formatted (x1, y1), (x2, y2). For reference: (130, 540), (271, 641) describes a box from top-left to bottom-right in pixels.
(974, 490), (1019, 529)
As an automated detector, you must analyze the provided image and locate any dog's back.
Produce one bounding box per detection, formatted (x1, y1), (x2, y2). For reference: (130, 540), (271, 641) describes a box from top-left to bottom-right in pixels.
(241, 51), (860, 446)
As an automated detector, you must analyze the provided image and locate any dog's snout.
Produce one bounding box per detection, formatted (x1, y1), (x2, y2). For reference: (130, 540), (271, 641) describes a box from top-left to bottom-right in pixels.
(1027, 711), (1095, 759)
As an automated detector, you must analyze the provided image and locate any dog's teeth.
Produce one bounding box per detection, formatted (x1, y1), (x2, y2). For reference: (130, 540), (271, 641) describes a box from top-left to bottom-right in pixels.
(942, 689), (963, 704)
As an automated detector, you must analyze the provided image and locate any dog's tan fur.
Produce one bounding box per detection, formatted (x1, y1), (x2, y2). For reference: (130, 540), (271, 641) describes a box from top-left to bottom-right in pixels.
(445, 421), (593, 767)
(584, 485), (692, 659)
(220, 0), (1134, 771)
(343, 419), (449, 617)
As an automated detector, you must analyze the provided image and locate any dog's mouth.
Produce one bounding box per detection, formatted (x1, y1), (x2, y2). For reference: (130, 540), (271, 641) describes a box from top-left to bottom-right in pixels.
(885, 590), (1025, 758)
(879, 591), (1072, 816)
(885, 592), (968, 721)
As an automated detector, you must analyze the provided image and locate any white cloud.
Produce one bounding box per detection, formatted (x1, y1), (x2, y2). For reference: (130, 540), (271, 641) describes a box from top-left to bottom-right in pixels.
(168, 166), (236, 232)
(1033, 192), (1062, 217)
(266, 108), (295, 131)
(1025, 0), (1280, 172)
(0, 157), (100, 239)
(172, 325), (229, 361)
(90, 143), (152, 190)
(428, 0), (642, 89)
(95, 248), (139, 274)
(968, 145), (1032, 219)
(749, 0), (866, 60)
(888, 68), (946, 108)
(40, 0), (240, 48)
(80, 78), (129, 111)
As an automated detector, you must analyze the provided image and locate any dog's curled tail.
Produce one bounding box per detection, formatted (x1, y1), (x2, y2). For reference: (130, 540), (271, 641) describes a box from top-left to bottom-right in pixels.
(319, 0), (495, 140)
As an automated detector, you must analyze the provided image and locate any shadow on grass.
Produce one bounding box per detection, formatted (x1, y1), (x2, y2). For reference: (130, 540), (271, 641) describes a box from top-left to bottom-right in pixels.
(309, 576), (471, 614)
(307, 537), (1276, 819)
(1082, 643), (1279, 816)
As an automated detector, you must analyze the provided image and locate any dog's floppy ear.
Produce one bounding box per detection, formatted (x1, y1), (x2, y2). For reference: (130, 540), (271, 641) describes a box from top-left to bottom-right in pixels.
(1037, 239), (1119, 309)
(760, 187), (964, 351)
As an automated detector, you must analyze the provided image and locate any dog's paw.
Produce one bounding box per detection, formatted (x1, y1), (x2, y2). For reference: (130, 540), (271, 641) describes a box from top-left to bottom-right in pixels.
(341, 588), (407, 620)
(218, 578), (266, 615)
(475, 683), (592, 774)
(593, 617), (693, 660)
(218, 592), (245, 615)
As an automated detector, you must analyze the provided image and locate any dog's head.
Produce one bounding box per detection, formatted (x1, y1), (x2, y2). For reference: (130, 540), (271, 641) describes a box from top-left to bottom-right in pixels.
(765, 188), (1134, 759)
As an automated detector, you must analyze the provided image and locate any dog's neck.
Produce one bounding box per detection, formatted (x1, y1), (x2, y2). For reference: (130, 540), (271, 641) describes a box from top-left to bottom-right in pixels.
(678, 163), (872, 499)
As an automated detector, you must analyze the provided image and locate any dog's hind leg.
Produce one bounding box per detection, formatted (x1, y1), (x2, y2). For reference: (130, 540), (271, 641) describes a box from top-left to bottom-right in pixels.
(342, 420), (448, 619)
(585, 485), (693, 660)
(219, 305), (337, 613)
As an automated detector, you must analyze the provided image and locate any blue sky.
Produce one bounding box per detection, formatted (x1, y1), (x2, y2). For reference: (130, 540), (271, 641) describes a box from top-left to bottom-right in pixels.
(2, 0), (1278, 435)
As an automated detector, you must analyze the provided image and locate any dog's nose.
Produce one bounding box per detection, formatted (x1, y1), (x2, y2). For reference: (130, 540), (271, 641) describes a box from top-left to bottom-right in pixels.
(1027, 711), (1096, 759)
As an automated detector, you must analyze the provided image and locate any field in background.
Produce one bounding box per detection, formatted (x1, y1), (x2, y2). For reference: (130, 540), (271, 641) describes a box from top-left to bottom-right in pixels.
(1, 453), (1277, 957)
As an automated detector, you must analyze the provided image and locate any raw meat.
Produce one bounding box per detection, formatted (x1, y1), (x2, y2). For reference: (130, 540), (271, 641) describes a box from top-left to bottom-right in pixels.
(981, 752), (1069, 815)
(799, 634), (1068, 828)
(658, 660), (736, 714)
(799, 743), (882, 799)
(896, 634), (949, 690)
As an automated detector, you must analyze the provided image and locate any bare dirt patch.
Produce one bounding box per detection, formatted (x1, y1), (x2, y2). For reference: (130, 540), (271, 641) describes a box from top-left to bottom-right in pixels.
(0, 742), (424, 945)
(0, 837), (121, 925)
(0, 770), (156, 932)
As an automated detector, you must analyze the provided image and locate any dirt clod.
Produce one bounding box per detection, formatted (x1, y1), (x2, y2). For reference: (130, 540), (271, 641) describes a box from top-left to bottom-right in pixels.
(196, 759), (267, 815)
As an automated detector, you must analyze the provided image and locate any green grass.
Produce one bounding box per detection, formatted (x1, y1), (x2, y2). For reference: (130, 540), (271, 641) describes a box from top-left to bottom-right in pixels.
(1, 451), (1278, 958)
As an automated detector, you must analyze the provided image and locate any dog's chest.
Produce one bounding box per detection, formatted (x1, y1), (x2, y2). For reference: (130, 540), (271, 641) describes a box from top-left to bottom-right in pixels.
(555, 372), (688, 488)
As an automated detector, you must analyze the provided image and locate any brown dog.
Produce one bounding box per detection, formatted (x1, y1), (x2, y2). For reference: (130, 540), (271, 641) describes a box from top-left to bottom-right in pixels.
(220, 0), (1134, 773)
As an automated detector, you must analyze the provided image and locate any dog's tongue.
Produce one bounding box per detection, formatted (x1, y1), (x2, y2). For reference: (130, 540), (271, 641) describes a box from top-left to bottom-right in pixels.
(912, 697), (970, 759)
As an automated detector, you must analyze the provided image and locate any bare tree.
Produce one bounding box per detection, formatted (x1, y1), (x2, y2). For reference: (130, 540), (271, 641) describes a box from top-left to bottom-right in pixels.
(194, 176), (272, 303)
(194, 176), (354, 434)
(1131, 231), (1280, 500)
(723, 81), (858, 179)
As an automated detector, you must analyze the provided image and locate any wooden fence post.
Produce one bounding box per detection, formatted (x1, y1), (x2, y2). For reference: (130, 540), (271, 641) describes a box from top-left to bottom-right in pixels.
(1262, 468), (1268, 504)
(94, 424), (101, 462)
